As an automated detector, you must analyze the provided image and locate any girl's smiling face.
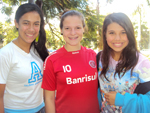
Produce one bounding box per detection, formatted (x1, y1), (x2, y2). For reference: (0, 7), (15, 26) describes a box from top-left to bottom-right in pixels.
(106, 22), (129, 55)
(15, 11), (41, 45)
(61, 15), (84, 51)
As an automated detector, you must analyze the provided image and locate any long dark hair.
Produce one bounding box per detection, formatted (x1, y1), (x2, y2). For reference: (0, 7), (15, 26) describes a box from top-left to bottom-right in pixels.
(99, 12), (139, 81)
(15, 3), (48, 61)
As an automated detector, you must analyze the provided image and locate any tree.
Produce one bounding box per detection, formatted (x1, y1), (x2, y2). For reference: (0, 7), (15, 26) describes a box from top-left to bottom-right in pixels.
(133, 20), (149, 50)
(140, 23), (150, 49)
(29, 0), (35, 3)
(96, 0), (114, 50)
(0, 22), (4, 41)
(147, 0), (150, 5)
(132, 2), (150, 50)
(0, 21), (18, 46)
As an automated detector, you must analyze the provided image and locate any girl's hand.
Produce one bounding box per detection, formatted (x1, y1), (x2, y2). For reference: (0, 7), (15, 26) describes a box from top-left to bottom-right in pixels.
(104, 91), (117, 105)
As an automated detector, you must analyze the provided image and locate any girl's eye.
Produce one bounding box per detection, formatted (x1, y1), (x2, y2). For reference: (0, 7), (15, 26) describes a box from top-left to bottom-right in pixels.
(109, 32), (114, 34)
(122, 31), (126, 34)
(77, 27), (81, 29)
(23, 23), (29, 25)
(35, 23), (40, 26)
(65, 28), (70, 30)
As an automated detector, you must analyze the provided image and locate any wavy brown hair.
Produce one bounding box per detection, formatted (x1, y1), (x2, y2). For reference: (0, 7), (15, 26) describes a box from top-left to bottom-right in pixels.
(98, 13), (139, 81)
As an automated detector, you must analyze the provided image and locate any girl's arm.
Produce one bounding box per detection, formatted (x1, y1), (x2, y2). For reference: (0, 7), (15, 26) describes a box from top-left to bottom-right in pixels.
(0, 84), (6, 113)
(44, 89), (55, 113)
(105, 89), (150, 113)
(115, 91), (150, 113)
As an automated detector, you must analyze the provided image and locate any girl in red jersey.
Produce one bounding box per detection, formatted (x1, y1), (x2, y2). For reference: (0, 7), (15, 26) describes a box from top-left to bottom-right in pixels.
(42, 10), (100, 113)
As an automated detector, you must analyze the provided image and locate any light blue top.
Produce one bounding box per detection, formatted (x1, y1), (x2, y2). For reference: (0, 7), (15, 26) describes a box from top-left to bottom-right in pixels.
(98, 53), (150, 113)
(5, 102), (44, 113)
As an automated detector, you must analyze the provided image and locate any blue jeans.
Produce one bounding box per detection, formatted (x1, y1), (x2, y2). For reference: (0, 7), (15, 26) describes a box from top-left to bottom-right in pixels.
(36, 107), (45, 113)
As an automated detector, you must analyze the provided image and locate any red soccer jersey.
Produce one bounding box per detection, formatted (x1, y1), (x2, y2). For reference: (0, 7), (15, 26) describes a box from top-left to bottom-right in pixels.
(42, 46), (99, 113)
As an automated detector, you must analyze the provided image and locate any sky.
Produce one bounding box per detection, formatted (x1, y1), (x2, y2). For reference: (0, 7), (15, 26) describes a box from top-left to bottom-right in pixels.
(89, 0), (150, 28)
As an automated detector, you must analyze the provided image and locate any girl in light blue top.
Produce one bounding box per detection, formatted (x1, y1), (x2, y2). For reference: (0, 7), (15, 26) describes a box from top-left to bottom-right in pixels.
(97, 12), (150, 113)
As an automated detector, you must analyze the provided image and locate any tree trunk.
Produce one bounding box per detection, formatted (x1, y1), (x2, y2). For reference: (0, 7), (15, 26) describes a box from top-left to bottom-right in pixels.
(29, 0), (35, 4)
(35, 0), (43, 9)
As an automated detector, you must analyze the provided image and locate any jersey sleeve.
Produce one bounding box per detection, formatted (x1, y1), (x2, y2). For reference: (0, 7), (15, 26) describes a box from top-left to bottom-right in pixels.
(41, 57), (56, 91)
(115, 54), (150, 113)
(0, 54), (10, 84)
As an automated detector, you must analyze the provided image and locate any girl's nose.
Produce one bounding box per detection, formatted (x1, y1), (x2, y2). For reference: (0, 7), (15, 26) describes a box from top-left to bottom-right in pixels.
(70, 29), (76, 35)
(115, 34), (121, 40)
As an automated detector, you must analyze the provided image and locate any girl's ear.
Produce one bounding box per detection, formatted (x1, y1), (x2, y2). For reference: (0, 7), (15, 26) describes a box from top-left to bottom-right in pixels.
(14, 19), (19, 29)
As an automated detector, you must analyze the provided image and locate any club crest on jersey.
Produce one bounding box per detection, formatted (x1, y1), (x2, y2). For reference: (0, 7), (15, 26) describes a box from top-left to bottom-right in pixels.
(89, 60), (96, 68)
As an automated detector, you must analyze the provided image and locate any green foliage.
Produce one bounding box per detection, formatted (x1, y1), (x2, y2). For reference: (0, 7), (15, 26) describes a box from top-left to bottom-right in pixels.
(133, 21), (149, 50)
(42, 0), (88, 19)
(106, 0), (114, 4)
(2, 23), (18, 46)
(132, 22), (138, 37)
(147, 0), (150, 5)
(139, 23), (149, 49)
(81, 9), (105, 50)
(2, 0), (26, 5)
(0, 22), (5, 42)
(1, 6), (13, 16)
(132, 4), (150, 50)
(45, 28), (65, 50)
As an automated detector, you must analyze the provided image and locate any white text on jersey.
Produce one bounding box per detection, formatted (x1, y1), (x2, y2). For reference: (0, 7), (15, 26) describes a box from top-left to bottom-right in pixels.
(63, 65), (72, 73)
(66, 72), (97, 84)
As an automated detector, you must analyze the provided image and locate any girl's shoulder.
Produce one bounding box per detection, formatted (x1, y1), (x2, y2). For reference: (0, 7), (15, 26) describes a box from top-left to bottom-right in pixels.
(134, 52), (150, 82)
(82, 46), (96, 55)
(136, 52), (150, 68)
(45, 47), (65, 62)
(0, 42), (14, 56)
